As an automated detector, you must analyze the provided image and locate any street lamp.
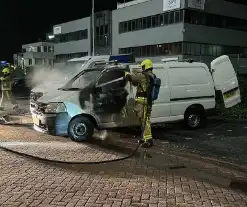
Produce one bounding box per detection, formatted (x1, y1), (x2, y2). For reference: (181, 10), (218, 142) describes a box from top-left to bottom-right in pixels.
(92, 0), (95, 56)
(48, 35), (54, 39)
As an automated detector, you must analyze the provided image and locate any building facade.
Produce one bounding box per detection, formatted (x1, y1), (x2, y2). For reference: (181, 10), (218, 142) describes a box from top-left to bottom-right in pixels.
(14, 42), (54, 67)
(112, 0), (247, 70)
(49, 0), (247, 71)
(52, 10), (112, 63)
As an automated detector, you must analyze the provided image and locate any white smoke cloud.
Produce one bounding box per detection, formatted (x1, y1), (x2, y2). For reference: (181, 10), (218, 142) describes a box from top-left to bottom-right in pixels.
(26, 62), (82, 90)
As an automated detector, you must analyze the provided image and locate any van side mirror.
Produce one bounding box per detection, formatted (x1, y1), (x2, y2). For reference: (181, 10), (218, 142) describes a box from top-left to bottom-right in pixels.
(211, 68), (215, 73)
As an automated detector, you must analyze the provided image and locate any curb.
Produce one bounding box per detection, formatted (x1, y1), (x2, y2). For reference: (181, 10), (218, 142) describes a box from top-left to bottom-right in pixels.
(210, 116), (247, 123)
(162, 148), (247, 173)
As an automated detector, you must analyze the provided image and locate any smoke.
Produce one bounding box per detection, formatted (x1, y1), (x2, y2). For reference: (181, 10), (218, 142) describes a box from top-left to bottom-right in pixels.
(26, 62), (81, 90)
(94, 130), (108, 140)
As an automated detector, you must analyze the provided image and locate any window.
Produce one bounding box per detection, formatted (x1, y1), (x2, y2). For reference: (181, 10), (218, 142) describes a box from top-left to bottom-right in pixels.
(72, 70), (102, 89)
(174, 11), (180, 23)
(118, 10), (184, 33)
(184, 9), (247, 32)
(119, 42), (183, 57)
(159, 14), (164, 26)
(132, 20), (136, 31)
(169, 12), (174, 24)
(43, 46), (47, 52)
(152, 15), (158, 27)
(127, 21), (131, 31)
(37, 46), (41, 52)
(35, 58), (43, 65)
(147, 16), (152, 28)
(119, 22), (124, 33)
(225, 0), (247, 6)
(28, 59), (32, 65)
(143, 17), (147, 29)
(137, 18), (143, 30)
(55, 29), (88, 43)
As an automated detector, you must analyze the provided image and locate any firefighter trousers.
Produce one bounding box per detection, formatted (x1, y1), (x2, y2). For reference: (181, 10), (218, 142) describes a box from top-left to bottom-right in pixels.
(134, 97), (152, 142)
(0, 90), (16, 106)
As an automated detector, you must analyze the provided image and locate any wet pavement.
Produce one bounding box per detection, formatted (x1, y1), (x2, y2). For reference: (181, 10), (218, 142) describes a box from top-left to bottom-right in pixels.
(151, 120), (247, 166)
(1, 122), (247, 206)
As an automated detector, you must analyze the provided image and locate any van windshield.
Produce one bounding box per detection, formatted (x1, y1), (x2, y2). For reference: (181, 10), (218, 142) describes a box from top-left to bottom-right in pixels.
(63, 60), (87, 80)
(60, 70), (103, 90)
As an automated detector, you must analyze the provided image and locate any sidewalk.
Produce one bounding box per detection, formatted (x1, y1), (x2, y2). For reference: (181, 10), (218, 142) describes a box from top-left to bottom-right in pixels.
(0, 124), (247, 206)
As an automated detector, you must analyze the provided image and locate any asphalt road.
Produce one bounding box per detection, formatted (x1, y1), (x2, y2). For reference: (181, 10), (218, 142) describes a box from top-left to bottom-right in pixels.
(15, 98), (247, 166)
(151, 120), (247, 166)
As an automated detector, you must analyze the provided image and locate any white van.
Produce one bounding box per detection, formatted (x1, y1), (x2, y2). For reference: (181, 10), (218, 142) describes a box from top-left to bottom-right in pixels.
(31, 55), (240, 141)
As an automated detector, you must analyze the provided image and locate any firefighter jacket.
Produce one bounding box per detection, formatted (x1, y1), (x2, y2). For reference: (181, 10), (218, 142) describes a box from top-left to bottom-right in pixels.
(128, 71), (155, 105)
(1, 74), (12, 91)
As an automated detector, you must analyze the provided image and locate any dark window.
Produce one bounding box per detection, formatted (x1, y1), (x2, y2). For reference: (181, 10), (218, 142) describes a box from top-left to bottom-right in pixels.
(123, 22), (128, 32)
(159, 14), (164, 26)
(147, 16), (152, 28)
(184, 9), (247, 32)
(37, 46), (41, 52)
(43, 46), (47, 52)
(169, 12), (174, 24)
(140, 46), (149, 57)
(118, 10), (184, 34)
(132, 20), (136, 31)
(127, 21), (131, 31)
(147, 45), (151, 57)
(143, 17), (147, 29)
(119, 22), (124, 33)
(152, 15), (158, 27)
(55, 29), (88, 43)
(225, 0), (247, 6)
(164, 13), (169, 25)
(137, 18), (143, 30)
(174, 11), (180, 23)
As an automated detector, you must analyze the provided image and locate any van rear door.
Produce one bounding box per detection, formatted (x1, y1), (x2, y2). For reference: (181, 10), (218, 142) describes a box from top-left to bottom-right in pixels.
(211, 55), (241, 108)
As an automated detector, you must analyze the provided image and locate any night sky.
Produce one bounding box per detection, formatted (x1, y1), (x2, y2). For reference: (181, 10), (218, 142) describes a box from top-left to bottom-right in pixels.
(2, 0), (128, 62)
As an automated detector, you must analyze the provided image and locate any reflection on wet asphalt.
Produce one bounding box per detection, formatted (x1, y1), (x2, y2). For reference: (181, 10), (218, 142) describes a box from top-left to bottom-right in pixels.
(152, 120), (247, 166)
(114, 119), (247, 166)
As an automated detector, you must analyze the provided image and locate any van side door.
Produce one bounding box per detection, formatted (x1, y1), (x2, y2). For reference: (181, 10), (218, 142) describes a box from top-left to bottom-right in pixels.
(168, 65), (215, 118)
(151, 66), (171, 123)
(94, 68), (133, 127)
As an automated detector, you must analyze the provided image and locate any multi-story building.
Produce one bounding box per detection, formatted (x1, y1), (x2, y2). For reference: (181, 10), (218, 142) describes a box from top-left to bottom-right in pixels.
(14, 42), (54, 67)
(49, 0), (247, 72)
(52, 10), (112, 62)
(112, 0), (247, 70)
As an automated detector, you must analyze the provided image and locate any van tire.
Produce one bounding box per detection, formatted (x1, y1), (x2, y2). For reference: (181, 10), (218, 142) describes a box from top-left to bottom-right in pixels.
(68, 116), (94, 142)
(184, 107), (206, 129)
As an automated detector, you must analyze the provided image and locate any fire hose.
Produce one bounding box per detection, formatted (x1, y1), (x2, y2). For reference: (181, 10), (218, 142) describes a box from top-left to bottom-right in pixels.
(0, 75), (151, 164)
(0, 140), (141, 164)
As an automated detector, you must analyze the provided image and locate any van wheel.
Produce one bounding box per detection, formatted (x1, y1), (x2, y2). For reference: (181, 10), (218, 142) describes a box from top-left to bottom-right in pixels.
(184, 108), (205, 129)
(68, 116), (94, 142)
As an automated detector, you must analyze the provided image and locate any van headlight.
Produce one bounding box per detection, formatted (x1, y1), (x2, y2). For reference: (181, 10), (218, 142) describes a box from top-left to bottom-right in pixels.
(44, 103), (66, 114)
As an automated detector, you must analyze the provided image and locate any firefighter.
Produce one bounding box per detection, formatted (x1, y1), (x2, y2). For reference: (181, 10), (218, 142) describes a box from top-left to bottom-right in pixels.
(0, 66), (17, 109)
(125, 59), (155, 148)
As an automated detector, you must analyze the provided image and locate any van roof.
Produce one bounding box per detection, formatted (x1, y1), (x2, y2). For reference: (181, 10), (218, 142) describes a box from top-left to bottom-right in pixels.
(152, 61), (208, 68)
(67, 55), (110, 62)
